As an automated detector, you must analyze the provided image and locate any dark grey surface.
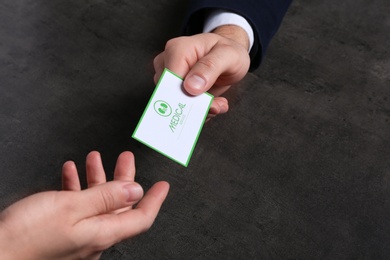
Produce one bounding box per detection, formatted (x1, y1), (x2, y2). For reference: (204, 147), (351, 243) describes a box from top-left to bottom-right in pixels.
(1, 0), (390, 259)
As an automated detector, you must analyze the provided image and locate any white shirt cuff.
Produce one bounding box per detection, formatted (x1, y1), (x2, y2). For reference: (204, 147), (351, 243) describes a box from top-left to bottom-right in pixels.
(203, 10), (255, 52)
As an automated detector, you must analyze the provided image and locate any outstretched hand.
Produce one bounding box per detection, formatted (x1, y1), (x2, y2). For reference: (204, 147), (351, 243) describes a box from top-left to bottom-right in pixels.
(0, 151), (169, 260)
(154, 25), (251, 120)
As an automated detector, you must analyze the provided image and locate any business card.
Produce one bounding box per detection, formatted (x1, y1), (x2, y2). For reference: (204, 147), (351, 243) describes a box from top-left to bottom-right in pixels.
(132, 68), (213, 167)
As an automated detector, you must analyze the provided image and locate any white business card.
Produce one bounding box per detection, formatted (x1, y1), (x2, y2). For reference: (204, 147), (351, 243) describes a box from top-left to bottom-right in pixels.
(132, 68), (213, 167)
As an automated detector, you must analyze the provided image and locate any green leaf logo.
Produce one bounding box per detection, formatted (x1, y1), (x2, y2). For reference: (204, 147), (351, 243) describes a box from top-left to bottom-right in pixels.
(154, 100), (172, 117)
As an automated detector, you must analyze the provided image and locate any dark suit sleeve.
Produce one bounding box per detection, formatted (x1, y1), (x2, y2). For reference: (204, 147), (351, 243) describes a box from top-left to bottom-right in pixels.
(182, 0), (293, 70)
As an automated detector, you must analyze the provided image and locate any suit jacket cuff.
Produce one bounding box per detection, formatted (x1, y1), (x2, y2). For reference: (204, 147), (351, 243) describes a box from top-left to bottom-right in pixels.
(202, 10), (255, 52)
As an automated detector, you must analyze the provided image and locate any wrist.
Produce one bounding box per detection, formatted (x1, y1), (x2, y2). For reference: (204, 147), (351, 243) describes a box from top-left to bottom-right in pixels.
(211, 25), (250, 52)
(203, 10), (254, 51)
(0, 221), (13, 259)
(0, 217), (30, 259)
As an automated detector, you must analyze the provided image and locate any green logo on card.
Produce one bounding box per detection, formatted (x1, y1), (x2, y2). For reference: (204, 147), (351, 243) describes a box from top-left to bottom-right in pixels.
(154, 100), (172, 117)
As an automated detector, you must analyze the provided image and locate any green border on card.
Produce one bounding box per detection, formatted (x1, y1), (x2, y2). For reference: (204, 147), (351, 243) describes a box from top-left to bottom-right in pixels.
(132, 68), (213, 167)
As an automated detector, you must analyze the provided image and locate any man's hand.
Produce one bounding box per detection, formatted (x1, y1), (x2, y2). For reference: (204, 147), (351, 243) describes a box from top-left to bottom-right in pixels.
(0, 151), (169, 260)
(154, 25), (251, 119)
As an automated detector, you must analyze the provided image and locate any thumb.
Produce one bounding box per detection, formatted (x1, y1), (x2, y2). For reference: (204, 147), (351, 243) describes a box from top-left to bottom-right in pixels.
(76, 181), (144, 219)
(183, 41), (250, 96)
(183, 46), (239, 96)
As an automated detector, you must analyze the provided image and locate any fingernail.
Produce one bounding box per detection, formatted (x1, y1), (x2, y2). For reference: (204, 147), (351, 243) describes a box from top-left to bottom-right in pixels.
(186, 75), (206, 93)
(123, 183), (143, 202)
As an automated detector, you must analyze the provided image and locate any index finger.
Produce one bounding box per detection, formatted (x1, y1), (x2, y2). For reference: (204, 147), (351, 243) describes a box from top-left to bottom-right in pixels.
(154, 35), (220, 81)
(113, 151), (136, 182)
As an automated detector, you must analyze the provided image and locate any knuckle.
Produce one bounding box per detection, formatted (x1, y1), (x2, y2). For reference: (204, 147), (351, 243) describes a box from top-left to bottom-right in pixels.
(153, 54), (161, 67)
(164, 38), (175, 49)
(139, 212), (156, 232)
(92, 233), (112, 252)
(198, 58), (217, 71)
(165, 36), (184, 49)
(99, 189), (116, 212)
(129, 210), (155, 235)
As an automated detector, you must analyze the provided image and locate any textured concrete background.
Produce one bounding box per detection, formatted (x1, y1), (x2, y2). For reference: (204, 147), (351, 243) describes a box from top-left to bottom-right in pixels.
(1, 0), (389, 259)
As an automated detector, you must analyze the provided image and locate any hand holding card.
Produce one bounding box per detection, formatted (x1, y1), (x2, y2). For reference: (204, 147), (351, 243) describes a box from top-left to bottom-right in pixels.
(132, 69), (213, 167)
